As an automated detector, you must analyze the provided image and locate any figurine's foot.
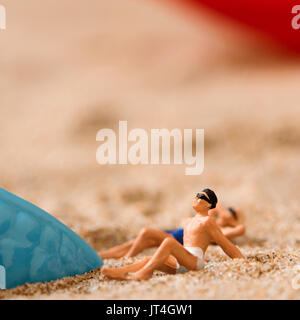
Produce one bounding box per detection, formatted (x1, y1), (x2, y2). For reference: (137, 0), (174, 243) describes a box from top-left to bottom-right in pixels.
(98, 252), (106, 259)
(102, 266), (123, 276)
(101, 266), (130, 279)
(102, 267), (153, 281)
(124, 269), (153, 281)
(98, 252), (113, 259)
(99, 251), (125, 259)
(102, 269), (130, 280)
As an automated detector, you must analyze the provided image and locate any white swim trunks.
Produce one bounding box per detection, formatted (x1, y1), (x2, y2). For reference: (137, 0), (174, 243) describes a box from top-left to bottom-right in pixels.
(176, 247), (205, 274)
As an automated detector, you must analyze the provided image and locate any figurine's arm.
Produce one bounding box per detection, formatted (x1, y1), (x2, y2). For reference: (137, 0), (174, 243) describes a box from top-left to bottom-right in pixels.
(220, 225), (246, 239)
(205, 218), (244, 259)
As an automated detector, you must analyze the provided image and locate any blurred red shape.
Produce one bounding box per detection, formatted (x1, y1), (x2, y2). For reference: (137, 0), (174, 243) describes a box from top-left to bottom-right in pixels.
(170, 0), (300, 53)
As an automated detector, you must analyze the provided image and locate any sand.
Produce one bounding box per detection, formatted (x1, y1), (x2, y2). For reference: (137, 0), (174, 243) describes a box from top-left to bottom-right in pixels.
(0, 0), (300, 299)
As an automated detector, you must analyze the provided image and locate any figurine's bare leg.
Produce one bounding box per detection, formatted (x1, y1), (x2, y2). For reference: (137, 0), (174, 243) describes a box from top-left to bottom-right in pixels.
(127, 238), (198, 280)
(99, 228), (172, 259)
(106, 238), (197, 281)
(102, 255), (177, 279)
(98, 239), (135, 259)
(125, 228), (172, 258)
(101, 257), (150, 278)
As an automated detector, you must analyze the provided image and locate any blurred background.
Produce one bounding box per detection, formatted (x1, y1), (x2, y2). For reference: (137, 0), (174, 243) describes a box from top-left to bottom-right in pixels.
(1, 0), (300, 299)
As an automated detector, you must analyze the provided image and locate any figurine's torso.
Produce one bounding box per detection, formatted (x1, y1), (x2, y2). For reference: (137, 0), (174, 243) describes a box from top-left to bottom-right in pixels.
(183, 215), (212, 253)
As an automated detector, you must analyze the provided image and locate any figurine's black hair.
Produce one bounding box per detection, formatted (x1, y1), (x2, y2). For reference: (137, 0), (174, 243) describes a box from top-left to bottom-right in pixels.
(228, 207), (238, 220)
(201, 188), (218, 209)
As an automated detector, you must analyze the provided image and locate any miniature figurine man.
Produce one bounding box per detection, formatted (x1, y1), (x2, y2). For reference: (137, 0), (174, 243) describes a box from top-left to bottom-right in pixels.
(98, 202), (245, 259)
(101, 189), (245, 280)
